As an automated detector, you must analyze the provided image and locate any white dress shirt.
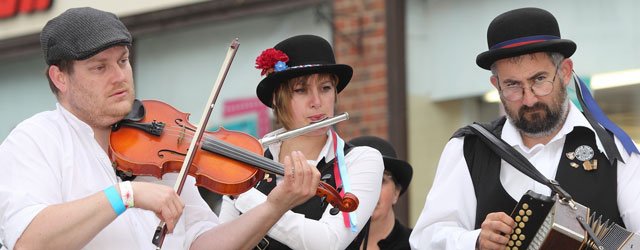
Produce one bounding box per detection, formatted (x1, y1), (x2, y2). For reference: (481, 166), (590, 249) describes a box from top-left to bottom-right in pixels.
(219, 129), (384, 250)
(409, 102), (640, 250)
(0, 104), (218, 250)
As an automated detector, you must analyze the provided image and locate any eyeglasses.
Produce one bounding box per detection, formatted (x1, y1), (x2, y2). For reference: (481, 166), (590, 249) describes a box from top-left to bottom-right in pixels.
(497, 64), (561, 102)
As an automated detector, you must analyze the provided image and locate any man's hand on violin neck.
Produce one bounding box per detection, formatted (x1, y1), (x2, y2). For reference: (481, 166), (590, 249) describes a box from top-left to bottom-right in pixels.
(267, 151), (320, 212)
(130, 182), (185, 233)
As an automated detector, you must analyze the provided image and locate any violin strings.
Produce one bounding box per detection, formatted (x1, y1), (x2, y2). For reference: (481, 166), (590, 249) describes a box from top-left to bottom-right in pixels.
(145, 125), (285, 175)
(200, 139), (284, 175)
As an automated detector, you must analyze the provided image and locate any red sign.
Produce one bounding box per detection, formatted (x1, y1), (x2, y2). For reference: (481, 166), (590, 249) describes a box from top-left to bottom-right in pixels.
(223, 97), (271, 137)
(0, 0), (53, 19)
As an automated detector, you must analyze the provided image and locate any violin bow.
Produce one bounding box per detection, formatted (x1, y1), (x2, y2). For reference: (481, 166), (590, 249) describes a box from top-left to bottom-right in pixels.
(152, 38), (240, 249)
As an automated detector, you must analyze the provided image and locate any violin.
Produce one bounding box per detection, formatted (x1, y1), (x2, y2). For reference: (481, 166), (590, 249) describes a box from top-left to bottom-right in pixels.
(109, 100), (359, 213)
(115, 39), (355, 249)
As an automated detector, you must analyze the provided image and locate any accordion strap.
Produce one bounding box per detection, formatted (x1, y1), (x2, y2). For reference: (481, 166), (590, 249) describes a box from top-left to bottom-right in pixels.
(468, 123), (573, 201)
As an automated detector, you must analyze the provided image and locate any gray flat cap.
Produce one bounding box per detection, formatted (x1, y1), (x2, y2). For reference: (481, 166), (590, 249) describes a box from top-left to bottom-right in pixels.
(40, 7), (132, 65)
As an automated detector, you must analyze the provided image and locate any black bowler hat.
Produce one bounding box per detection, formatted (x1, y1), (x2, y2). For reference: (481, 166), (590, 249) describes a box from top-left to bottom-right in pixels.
(255, 35), (353, 108)
(348, 136), (413, 196)
(476, 7), (576, 70)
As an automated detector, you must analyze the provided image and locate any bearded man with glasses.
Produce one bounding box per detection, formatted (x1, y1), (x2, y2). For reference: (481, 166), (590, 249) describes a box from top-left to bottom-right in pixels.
(410, 7), (640, 250)
(493, 55), (566, 139)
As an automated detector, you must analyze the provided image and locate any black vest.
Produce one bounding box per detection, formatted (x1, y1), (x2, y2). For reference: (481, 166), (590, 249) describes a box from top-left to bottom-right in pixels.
(255, 144), (369, 250)
(453, 116), (623, 229)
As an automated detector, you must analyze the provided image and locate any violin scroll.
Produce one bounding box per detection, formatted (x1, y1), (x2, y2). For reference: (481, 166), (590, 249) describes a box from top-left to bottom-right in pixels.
(317, 182), (359, 213)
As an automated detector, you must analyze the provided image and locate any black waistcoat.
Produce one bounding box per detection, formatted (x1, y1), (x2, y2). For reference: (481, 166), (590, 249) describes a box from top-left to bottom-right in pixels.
(254, 144), (368, 250)
(453, 116), (623, 229)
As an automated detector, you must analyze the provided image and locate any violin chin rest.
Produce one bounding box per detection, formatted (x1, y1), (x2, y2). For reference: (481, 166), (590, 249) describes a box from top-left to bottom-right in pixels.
(123, 99), (145, 122)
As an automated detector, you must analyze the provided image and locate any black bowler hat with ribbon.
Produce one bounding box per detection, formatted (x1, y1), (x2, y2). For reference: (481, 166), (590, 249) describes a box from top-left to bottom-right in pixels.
(255, 35), (353, 108)
(348, 136), (413, 196)
(477, 8), (639, 161)
(476, 7), (576, 70)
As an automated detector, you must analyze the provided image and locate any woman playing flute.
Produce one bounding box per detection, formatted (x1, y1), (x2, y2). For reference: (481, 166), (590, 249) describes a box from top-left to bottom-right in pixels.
(219, 34), (384, 250)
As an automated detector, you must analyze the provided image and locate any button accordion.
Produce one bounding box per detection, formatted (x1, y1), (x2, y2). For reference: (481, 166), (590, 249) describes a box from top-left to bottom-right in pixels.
(506, 190), (640, 250)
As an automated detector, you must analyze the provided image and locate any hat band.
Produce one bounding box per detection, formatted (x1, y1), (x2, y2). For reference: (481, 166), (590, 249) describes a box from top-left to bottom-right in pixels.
(266, 64), (324, 76)
(490, 35), (560, 50)
(267, 64), (324, 76)
(287, 64), (322, 70)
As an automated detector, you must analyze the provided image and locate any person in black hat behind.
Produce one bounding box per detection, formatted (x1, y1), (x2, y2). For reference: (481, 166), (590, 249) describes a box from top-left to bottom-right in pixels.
(219, 35), (384, 250)
(410, 7), (640, 250)
(0, 7), (322, 249)
(349, 136), (413, 250)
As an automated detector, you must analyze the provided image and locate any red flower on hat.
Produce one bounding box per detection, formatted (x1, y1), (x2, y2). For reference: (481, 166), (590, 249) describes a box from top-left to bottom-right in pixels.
(255, 48), (289, 76)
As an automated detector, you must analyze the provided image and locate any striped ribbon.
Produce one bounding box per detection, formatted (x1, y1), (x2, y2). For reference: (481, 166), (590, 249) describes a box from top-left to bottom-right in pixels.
(331, 130), (358, 232)
(490, 35), (560, 50)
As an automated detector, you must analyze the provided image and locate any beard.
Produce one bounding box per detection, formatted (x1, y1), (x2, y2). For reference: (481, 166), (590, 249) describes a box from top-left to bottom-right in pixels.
(504, 83), (569, 138)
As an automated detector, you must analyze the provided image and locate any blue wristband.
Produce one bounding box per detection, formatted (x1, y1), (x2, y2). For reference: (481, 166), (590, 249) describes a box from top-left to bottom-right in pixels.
(104, 185), (126, 216)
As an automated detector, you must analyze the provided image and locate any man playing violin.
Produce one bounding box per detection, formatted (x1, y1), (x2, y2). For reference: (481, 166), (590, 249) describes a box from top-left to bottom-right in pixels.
(0, 7), (320, 250)
(219, 35), (384, 250)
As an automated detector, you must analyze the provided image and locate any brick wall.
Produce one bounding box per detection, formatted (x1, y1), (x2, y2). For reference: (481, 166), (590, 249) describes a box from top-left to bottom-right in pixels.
(333, 0), (389, 140)
(332, 0), (410, 226)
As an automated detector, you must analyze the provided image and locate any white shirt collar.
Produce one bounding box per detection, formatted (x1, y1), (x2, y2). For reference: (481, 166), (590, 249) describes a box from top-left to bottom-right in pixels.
(56, 103), (95, 138)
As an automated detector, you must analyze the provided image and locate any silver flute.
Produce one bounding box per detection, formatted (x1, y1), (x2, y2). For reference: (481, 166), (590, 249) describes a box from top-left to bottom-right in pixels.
(259, 112), (349, 146)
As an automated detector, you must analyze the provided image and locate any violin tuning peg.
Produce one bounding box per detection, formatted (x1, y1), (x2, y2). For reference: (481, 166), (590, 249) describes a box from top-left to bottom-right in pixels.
(320, 196), (327, 205)
(329, 207), (340, 215)
(336, 185), (343, 193)
(321, 174), (332, 181)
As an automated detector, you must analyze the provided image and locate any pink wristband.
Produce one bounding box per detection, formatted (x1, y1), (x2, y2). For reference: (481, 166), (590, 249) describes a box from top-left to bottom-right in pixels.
(118, 181), (134, 208)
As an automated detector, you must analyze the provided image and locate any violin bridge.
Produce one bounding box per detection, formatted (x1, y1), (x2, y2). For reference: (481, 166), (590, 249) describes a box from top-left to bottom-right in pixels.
(178, 125), (186, 145)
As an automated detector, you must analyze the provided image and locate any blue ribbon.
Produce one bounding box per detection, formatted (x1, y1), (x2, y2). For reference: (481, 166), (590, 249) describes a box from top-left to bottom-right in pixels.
(575, 75), (639, 156)
(335, 133), (358, 232)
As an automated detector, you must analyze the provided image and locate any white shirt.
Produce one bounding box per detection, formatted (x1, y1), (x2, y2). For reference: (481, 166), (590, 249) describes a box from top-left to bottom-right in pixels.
(0, 104), (218, 250)
(409, 103), (640, 250)
(219, 129), (384, 250)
